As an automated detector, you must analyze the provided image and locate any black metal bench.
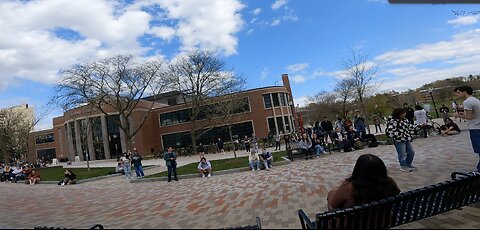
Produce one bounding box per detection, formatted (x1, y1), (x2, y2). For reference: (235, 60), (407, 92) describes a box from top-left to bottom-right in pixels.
(298, 171), (480, 229)
(222, 217), (262, 229)
(287, 141), (331, 161)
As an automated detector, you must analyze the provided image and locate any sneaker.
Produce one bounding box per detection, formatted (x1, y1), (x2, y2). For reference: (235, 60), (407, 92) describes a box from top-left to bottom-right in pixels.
(407, 165), (417, 169)
(61, 183), (65, 187)
(400, 166), (413, 172)
(340, 149), (344, 153)
(252, 169), (255, 172)
(257, 169), (260, 171)
(202, 174), (205, 178)
(208, 173), (211, 177)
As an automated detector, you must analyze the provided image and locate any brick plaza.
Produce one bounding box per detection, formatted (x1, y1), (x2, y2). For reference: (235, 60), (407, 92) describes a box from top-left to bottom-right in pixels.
(1, 122), (479, 229)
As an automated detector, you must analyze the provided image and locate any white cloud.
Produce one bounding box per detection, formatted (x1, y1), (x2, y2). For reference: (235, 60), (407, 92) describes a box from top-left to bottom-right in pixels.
(0, 0), (245, 91)
(272, 0), (288, 10)
(271, 19), (281, 26)
(150, 26), (176, 42)
(447, 15), (480, 27)
(252, 8), (262, 15)
(287, 63), (309, 73)
(293, 97), (308, 107)
(291, 75), (307, 84)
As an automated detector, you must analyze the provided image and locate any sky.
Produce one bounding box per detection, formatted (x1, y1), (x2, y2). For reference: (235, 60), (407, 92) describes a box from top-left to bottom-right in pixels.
(1, 0), (480, 130)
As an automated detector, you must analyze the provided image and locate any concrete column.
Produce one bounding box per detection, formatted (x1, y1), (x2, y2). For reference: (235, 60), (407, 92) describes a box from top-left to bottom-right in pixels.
(119, 114), (127, 153)
(270, 93), (278, 134)
(66, 122), (75, 161)
(87, 118), (96, 161)
(279, 93), (287, 134)
(101, 115), (111, 159)
(74, 120), (84, 161)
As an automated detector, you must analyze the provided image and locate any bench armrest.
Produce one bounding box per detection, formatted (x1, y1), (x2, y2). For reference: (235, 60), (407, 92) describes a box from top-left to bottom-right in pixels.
(298, 209), (316, 229)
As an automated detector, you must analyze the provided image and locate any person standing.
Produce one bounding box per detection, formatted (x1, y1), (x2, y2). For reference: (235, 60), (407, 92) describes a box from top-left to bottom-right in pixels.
(274, 133), (281, 150)
(284, 134), (291, 150)
(321, 116), (334, 144)
(217, 138), (225, 155)
(132, 149), (145, 179)
(386, 108), (420, 172)
(251, 133), (259, 152)
(164, 147), (178, 182)
(120, 153), (133, 180)
(439, 104), (450, 123)
(403, 103), (415, 124)
(334, 115), (345, 133)
(373, 115), (382, 133)
(244, 136), (251, 154)
(414, 105), (428, 138)
(197, 143), (206, 159)
(454, 86), (480, 172)
(354, 111), (367, 137)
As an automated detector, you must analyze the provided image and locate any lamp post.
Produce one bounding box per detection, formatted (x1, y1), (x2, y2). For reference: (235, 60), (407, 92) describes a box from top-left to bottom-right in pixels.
(429, 89), (440, 118)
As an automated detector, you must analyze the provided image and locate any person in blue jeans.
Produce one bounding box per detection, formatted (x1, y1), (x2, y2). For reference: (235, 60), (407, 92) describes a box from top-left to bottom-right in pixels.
(313, 134), (325, 158)
(164, 147), (178, 182)
(132, 149), (145, 179)
(454, 86), (480, 172)
(120, 153), (133, 179)
(386, 108), (420, 172)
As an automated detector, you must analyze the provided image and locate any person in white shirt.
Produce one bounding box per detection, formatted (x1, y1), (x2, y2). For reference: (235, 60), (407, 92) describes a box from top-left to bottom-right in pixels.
(248, 148), (260, 171)
(197, 157), (212, 177)
(454, 86), (480, 172)
(414, 105), (428, 138)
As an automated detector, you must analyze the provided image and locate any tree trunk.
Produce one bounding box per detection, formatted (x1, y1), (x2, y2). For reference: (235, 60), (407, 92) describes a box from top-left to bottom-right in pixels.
(228, 124), (237, 159)
(191, 120), (197, 156)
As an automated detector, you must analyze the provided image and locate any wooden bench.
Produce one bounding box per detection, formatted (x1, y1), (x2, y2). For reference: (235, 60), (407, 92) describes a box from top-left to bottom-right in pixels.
(298, 171), (480, 229)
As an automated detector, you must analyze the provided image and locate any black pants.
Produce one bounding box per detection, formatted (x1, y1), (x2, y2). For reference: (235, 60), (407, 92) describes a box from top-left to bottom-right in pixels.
(275, 141), (281, 150)
(302, 148), (312, 159)
(375, 124), (382, 133)
(167, 165), (178, 181)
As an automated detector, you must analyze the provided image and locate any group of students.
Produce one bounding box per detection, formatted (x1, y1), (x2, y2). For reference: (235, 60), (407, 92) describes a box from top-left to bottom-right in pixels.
(0, 164), (41, 185)
(117, 149), (145, 180)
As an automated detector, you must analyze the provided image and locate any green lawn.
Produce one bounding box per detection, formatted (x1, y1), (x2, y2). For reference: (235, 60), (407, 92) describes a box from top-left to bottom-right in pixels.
(146, 150), (288, 178)
(37, 166), (116, 181)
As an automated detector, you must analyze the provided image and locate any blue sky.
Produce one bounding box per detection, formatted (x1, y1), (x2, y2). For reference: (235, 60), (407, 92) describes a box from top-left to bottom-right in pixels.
(1, 0), (480, 130)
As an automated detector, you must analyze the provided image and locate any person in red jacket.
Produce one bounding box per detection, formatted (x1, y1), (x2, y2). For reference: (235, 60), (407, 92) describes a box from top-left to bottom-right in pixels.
(27, 170), (41, 185)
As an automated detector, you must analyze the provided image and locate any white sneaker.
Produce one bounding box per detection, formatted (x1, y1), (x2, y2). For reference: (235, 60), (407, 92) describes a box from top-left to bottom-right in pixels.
(208, 173), (211, 177)
(61, 183), (65, 187)
(202, 174), (205, 178)
(317, 156), (320, 159)
(340, 149), (344, 153)
(252, 169), (255, 172)
(257, 169), (260, 171)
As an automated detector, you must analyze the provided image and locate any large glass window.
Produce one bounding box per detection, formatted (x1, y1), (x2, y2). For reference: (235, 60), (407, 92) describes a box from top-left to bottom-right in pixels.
(272, 93), (280, 107)
(284, 116), (291, 133)
(37, 148), (56, 161)
(268, 117), (276, 134)
(69, 121), (77, 156)
(280, 93), (287, 106)
(106, 115), (122, 159)
(162, 121), (254, 149)
(35, 133), (54, 144)
(276, 117), (285, 134)
(92, 117), (105, 160)
(263, 94), (272, 108)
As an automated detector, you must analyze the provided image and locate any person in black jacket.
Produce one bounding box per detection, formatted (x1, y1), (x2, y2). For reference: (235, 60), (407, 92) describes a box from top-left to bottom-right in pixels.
(321, 116), (334, 144)
(197, 143), (206, 159)
(59, 169), (76, 186)
(403, 103), (415, 124)
(439, 104), (450, 123)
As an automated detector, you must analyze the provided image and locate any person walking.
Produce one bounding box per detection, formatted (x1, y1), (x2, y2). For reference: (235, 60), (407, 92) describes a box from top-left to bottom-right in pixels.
(454, 86), (480, 172)
(132, 149), (145, 179)
(386, 108), (420, 172)
(164, 147), (178, 182)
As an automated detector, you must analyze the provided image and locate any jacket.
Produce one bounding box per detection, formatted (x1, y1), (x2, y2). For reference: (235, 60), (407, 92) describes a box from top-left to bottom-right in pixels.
(385, 116), (419, 142)
(163, 151), (177, 167)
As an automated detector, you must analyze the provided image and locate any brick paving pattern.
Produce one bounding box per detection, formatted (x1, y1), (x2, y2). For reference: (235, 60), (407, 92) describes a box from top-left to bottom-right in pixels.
(1, 122), (479, 229)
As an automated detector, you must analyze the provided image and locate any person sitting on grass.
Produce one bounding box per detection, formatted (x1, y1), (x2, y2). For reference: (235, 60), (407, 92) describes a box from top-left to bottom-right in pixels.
(27, 170), (41, 185)
(327, 154), (400, 210)
(260, 148), (274, 170)
(248, 149), (260, 171)
(197, 157), (212, 178)
(441, 118), (461, 136)
(58, 169), (77, 186)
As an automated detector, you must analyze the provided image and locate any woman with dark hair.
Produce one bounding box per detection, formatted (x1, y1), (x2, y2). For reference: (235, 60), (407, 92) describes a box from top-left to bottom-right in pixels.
(327, 154), (400, 210)
(386, 108), (420, 172)
(441, 118), (461, 136)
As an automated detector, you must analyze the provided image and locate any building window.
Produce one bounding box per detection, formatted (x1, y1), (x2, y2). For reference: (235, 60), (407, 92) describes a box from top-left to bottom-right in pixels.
(268, 117), (276, 134)
(272, 93), (280, 107)
(37, 148), (56, 161)
(35, 133), (54, 144)
(276, 117), (285, 134)
(284, 116), (291, 133)
(280, 93), (287, 106)
(263, 94), (272, 108)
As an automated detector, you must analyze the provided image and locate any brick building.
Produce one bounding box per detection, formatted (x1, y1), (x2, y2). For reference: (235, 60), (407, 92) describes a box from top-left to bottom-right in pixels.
(28, 74), (297, 162)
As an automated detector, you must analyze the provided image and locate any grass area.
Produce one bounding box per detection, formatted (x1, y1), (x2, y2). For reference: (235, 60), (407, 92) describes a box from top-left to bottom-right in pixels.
(146, 150), (288, 178)
(36, 166), (116, 181)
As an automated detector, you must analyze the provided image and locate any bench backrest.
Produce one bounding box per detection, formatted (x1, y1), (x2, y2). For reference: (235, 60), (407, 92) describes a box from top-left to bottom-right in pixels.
(299, 172), (480, 229)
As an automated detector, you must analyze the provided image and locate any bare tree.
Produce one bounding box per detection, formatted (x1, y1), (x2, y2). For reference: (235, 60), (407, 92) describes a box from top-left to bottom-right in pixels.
(340, 48), (379, 133)
(51, 55), (170, 154)
(0, 104), (50, 163)
(306, 91), (343, 121)
(334, 78), (356, 118)
(168, 49), (243, 154)
(211, 77), (248, 159)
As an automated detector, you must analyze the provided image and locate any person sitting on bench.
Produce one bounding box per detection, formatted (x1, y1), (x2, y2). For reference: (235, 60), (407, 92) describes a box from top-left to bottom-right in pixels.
(299, 133), (313, 160)
(260, 148), (273, 170)
(197, 157), (212, 177)
(327, 154), (400, 210)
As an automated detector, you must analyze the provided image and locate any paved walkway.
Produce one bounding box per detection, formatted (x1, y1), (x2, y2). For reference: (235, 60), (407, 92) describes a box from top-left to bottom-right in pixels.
(1, 122), (479, 229)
